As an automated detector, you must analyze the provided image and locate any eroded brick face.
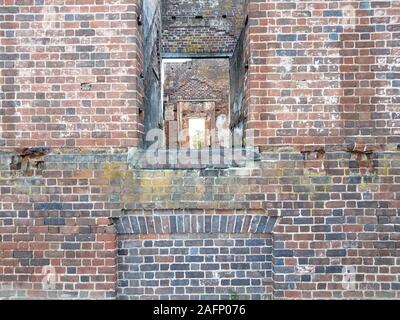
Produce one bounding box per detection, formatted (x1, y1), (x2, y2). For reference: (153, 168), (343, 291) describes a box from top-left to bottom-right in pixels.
(0, 1), (143, 149)
(0, 0), (400, 301)
(245, 0), (400, 150)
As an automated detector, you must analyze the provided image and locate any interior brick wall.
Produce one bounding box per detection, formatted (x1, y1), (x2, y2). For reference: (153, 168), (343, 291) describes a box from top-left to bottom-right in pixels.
(161, 0), (246, 54)
(164, 59), (229, 107)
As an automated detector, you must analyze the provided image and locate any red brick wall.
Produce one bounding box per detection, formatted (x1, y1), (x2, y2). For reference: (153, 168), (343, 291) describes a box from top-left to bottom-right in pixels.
(0, 152), (121, 299)
(1, 150), (399, 299)
(1, 0), (400, 301)
(245, 0), (400, 152)
(0, 0), (143, 149)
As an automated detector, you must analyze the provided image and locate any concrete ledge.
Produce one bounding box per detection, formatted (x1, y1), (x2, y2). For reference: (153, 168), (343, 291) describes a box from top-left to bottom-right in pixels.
(161, 52), (233, 59)
(127, 147), (261, 170)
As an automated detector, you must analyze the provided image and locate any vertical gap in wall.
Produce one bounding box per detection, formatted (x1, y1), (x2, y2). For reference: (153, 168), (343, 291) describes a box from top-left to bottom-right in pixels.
(229, 24), (247, 149)
(142, 0), (162, 148)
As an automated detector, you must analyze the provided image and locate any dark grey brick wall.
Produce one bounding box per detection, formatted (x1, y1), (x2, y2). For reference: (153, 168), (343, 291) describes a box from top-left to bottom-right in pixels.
(117, 235), (272, 300)
(115, 213), (276, 300)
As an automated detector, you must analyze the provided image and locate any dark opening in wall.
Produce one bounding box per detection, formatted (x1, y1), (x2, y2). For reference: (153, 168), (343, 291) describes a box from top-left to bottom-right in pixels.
(142, 0), (163, 148)
(162, 59), (231, 149)
(142, 0), (247, 151)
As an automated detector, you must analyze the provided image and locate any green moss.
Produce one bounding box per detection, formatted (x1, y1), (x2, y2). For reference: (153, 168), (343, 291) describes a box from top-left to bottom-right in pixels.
(303, 168), (320, 177)
(14, 185), (31, 195)
(383, 159), (390, 176)
(102, 162), (124, 180)
(384, 144), (400, 152)
(185, 41), (202, 53)
(228, 289), (240, 300)
(277, 147), (296, 152)
(358, 182), (370, 192)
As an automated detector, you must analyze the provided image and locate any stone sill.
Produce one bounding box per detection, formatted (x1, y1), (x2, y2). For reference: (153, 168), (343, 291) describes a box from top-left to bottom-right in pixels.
(127, 147), (261, 170)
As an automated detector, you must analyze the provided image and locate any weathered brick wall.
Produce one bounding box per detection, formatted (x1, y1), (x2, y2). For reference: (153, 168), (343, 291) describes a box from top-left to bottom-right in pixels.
(161, 0), (246, 54)
(164, 59), (229, 107)
(0, 0), (143, 148)
(268, 151), (400, 299)
(0, 152), (123, 299)
(116, 218), (273, 300)
(1, 150), (399, 299)
(1, 0), (400, 301)
(118, 236), (271, 300)
(245, 0), (400, 151)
